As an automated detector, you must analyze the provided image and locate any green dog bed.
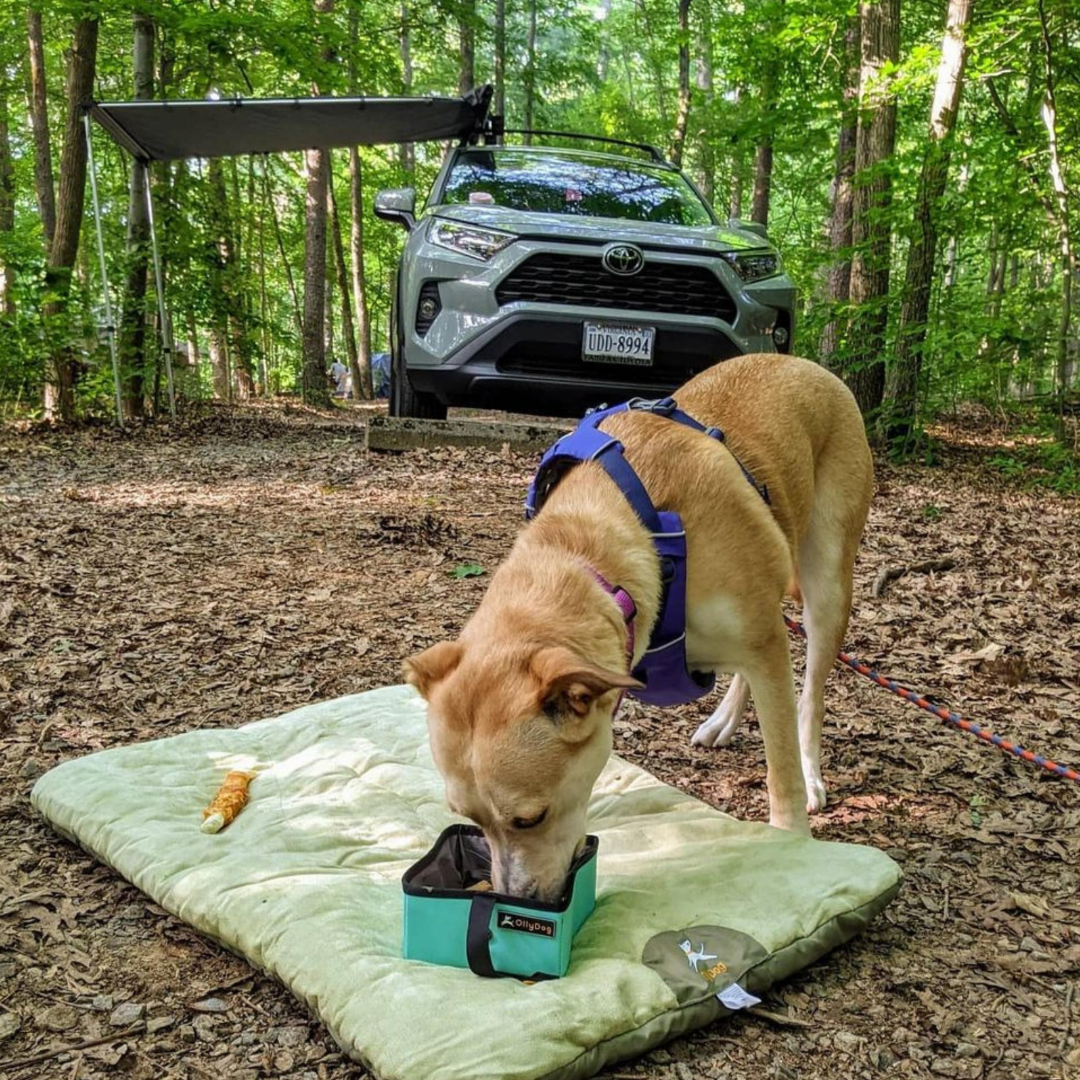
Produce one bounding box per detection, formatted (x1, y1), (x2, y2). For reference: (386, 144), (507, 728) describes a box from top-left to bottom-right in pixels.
(31, 686), (901, 1080)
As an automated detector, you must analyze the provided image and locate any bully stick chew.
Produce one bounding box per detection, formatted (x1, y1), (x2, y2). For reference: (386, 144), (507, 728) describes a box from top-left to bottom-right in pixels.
(200, 771), (255, 834)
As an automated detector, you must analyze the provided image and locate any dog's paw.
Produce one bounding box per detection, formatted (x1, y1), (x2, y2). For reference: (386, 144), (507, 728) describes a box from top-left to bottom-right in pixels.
(691, 715), (736, 748)
(804, 774), (828, 814)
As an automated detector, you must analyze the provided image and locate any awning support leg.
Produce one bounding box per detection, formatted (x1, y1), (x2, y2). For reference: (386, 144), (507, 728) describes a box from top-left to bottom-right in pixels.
(143, 161), (177, 420)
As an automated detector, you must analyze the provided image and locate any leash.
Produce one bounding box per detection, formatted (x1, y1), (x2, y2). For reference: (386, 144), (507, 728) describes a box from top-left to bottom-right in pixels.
(783, 616), (1080, 787)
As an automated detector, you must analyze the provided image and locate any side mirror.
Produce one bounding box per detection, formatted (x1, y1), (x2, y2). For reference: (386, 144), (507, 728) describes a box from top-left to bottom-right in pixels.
(729, 217), (769, 240)
(374, 188), (417, 230)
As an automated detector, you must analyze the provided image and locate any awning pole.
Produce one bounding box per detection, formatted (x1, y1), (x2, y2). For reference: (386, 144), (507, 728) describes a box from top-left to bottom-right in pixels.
(143, 161), (177, 420)
(84, 113), (124, 427)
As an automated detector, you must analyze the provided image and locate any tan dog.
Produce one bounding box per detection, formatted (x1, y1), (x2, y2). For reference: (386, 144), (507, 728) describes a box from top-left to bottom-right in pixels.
(405, 354), (873, 901)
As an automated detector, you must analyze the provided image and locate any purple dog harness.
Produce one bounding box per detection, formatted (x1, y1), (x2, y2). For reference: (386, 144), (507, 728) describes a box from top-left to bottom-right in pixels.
(525, 397), (768, 708)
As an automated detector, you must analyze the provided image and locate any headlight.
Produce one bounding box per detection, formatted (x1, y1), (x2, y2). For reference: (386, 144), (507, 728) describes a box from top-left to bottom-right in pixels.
(429, 220), (517, 261)
(721, 251), (782, 282)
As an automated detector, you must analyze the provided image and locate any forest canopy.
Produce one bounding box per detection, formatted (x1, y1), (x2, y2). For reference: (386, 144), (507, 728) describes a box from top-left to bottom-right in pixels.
(0, 0), (1075, 446)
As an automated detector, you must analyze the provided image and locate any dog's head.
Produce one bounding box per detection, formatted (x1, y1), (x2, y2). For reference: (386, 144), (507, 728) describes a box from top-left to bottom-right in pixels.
(404, 639), (640, 901)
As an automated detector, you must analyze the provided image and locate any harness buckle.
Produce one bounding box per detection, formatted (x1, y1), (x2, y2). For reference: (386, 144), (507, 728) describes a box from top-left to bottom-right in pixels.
(627, 396), (677, 417)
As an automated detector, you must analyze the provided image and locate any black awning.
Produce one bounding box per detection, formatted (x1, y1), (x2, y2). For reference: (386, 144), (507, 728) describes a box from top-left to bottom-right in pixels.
(88, 86), (492, 162)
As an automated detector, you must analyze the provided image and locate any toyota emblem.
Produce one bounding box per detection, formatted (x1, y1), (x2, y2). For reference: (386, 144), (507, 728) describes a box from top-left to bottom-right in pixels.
(602, 244), (645, 276)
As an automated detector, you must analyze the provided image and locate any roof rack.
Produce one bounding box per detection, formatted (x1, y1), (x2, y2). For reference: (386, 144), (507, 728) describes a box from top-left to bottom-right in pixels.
(475, 117), (671, 166)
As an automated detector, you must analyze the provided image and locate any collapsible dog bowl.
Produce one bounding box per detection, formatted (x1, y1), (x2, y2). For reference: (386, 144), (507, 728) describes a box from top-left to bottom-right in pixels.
(402, 825), (598, 979)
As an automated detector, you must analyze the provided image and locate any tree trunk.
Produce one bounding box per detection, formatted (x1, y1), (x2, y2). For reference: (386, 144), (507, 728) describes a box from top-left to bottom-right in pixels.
(346, 2), (372, 398)
(26, 5), (55, 252)
(302, 0), (334, 408)
(695, 0), (716, 205)
(884, 0), (972, 447)
(0, 84), (15, 316)
(670, 0), (692, 169)
(209, 325), (230, 400)
(820, 14), (861, 365)
(264, 159), (303, 342)
(524, 0), (537, 139)
(207, 157), (237, 401)
(228, 156), (253, 399)
(42, 17), (98, 422)
(1036, 0), (1074, 414)
(302, 146), (331, 406)
(751, 0), (784, 227)
(119, 12), (154, 419)
(349, 146), (373, 398)
(398, 3), (415, 172)
(329, 182), (361, 401)
(494, 0), (506, 119)
(844, 0), (900, 418)
(458, 0), (475, 97)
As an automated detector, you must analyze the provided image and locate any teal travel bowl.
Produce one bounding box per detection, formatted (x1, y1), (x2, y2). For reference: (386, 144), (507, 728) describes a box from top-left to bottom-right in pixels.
(402, 825), (598, 979)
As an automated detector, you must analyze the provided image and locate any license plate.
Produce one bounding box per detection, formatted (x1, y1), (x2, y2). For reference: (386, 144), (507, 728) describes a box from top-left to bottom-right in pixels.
(582, 322), (655, 365)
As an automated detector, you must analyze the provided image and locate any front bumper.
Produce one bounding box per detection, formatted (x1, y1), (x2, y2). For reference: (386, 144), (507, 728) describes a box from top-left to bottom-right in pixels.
(400, 230), (796, 413)
(406, 312), (753, 415)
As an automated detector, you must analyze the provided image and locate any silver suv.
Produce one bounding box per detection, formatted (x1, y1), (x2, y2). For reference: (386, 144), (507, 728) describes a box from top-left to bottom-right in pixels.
(375, 140), (796, 419)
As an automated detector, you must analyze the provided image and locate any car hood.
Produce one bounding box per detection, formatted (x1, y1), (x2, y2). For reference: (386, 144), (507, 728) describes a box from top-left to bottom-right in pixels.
(429, 205), (768, 252)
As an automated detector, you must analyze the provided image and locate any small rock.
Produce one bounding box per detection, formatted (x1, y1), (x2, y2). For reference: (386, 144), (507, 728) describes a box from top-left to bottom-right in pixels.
(179, 1024), (196, 1044)
(190, 996), (229, 1014)
(91, 995), (114, 1012)
(955, 1043), (980, 1058)
(109, 1001), (146, 1027)
(20, 758), (45, 780)
(40, 1004), (81, 1032)
(146, 1016), (177, 1034)
(1065, 1048), (1080, 1067)
(0, 1013), (20, 1042)
(276, 1025), (308, 1047)
(649, 1049), (673, 1064)
(676, 1064), (695, 1080)
(239, 1031), (258, 1046)
(193, 1015), (218, 1042)
(117, 903), (144, 921)
(1019, 936), (1039, 952)
(0, 962), (16, 983)
(273, 1049), (295, 1073)
(834, 1031), (861, 1053)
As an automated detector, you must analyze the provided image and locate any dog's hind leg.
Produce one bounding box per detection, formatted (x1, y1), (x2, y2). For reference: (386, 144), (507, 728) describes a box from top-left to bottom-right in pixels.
(796, 491), (867, 813)
(691, 674), (751, 747)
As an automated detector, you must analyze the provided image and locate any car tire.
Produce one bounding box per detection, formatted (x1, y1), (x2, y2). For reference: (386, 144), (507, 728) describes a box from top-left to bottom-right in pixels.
(389, 276), (447, 421)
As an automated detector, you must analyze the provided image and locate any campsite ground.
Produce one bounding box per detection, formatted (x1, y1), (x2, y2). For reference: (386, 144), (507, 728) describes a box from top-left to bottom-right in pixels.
(1, 402), (1079, 1080)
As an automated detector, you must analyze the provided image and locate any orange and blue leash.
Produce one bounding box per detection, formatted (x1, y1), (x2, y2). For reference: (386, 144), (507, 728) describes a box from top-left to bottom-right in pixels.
(784, 615), (1080, 786)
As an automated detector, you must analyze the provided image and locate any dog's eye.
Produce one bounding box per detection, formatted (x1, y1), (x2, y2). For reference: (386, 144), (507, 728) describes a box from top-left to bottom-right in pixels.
(541, 698), (561, 720)
(512, 808), (548, 830)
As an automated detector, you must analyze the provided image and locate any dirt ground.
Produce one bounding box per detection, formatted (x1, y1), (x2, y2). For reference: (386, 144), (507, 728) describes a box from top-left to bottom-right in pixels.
(2, 400), (1079, 1080)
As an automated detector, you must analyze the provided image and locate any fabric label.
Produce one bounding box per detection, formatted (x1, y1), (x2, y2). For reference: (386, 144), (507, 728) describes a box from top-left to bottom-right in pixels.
(716, 982), (761, 1010)
(496, 911), (556, 938)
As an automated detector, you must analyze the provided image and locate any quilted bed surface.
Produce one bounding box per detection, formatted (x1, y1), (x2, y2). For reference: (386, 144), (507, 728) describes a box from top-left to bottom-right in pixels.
(32, 685), (901, 1080)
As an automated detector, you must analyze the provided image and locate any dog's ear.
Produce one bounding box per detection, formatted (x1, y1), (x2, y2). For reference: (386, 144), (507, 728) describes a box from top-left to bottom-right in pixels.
(403, 641), (462, 699)
(531, 646), (643, 722)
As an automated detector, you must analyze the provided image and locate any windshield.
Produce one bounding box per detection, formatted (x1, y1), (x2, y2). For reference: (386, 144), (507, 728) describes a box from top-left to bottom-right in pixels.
(439, 149), (715, 226)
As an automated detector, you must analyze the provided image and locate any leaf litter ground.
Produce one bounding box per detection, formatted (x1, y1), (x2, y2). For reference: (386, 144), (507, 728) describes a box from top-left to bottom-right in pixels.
(1, 402), (1079, 1080)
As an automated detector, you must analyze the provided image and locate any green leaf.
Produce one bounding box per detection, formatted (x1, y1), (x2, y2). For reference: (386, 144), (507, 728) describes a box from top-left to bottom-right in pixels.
(450, 563), (485, 579)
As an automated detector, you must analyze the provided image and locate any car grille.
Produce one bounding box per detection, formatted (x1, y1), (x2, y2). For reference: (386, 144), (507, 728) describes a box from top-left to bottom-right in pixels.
(495, 253), (737, 322)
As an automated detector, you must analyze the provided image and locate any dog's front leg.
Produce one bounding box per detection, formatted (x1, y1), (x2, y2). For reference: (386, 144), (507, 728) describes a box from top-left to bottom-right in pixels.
(744, 630), (810, 835)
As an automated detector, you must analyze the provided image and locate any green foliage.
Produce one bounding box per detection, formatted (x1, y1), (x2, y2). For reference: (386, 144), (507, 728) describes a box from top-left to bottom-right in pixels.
(450, 562), (485, 578)
(989, 436), (1080, 494)
(0, 0), (1076, 423)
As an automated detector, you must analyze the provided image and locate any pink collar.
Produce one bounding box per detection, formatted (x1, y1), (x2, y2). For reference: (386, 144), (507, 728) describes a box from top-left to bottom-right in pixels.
(588, 568), (637, 674)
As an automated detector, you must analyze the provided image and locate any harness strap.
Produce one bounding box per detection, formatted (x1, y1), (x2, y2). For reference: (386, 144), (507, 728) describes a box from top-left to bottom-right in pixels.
(525, 394), (769, 709)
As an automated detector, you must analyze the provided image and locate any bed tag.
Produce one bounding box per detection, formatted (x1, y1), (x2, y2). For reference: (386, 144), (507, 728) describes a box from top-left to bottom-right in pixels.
(716, 982), (760, 1010)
